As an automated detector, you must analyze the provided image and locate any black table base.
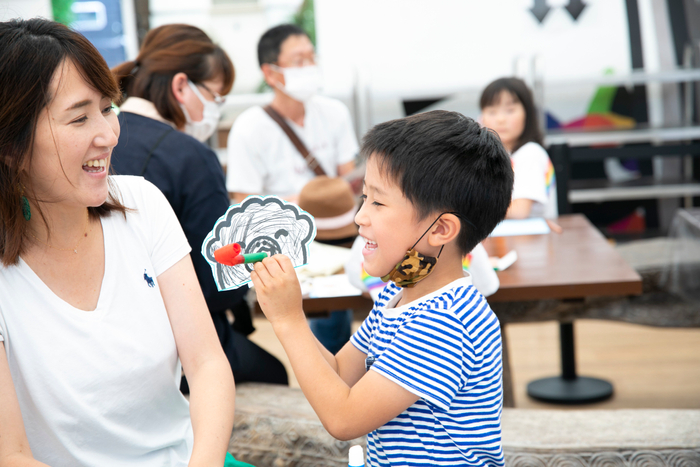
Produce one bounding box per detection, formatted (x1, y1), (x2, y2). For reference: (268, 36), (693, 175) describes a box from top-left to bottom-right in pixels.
(527, 376), (613, 404)
(526, 322), (614, 404)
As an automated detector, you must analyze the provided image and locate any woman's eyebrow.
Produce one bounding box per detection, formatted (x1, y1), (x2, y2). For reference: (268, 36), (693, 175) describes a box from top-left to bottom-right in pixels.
(65, 99), (92, 111)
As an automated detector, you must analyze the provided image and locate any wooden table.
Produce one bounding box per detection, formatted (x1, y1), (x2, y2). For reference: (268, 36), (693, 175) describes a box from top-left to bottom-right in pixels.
(483, 214), (642, 406)
(484, 214), (642, 302)
(267, 214), (642, 406)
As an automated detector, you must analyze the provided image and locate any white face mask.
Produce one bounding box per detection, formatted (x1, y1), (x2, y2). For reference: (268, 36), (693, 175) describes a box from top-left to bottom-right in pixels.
(180, 80), (221, 142)
(274, 65), (322, 103)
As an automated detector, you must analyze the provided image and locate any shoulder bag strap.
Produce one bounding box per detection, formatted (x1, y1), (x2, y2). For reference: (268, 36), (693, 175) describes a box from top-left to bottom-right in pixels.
(263, 104), (326, 177)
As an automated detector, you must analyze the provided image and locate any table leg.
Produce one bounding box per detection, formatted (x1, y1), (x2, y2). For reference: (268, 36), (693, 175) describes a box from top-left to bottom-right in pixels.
(526, 322), (614, 404)
(500, 323), (514, 408)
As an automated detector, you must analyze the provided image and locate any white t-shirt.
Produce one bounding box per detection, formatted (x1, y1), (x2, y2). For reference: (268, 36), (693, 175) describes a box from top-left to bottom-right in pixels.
(511, 142), (558, 219)
(0, 176), (193, 467)
(345, 237), (499, 300)
(226, 95), (359, 197)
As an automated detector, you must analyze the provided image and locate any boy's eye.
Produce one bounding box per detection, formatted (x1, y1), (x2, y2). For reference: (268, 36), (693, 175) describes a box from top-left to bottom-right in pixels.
(372, 201), (383, 207)
(359, 194), (367, 201)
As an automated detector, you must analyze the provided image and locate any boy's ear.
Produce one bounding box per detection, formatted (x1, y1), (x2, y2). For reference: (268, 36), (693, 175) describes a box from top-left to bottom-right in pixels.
(428, 213), (461, 248)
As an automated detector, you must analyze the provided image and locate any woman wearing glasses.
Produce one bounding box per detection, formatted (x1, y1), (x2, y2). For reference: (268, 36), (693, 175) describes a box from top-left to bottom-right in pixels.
(112, 24), (288, 390)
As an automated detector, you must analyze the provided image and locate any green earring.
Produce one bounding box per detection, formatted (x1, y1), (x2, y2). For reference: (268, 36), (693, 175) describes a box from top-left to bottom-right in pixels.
(21, 195), (31, 221)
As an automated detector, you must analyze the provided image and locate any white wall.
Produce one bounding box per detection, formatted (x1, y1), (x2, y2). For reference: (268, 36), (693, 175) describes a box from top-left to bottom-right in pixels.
(316, 0), (632, 123)
(151, 0), (304, 94)
(0, 0), (52, 20)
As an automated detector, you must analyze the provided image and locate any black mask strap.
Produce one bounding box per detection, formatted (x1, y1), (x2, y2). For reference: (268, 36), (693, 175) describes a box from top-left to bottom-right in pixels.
(409, 212), (473, 256)
(409, 213), (448, 251)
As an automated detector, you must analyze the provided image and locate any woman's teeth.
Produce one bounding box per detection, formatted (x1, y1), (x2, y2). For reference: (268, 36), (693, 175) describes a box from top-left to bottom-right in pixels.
(83, 159), (107, 172)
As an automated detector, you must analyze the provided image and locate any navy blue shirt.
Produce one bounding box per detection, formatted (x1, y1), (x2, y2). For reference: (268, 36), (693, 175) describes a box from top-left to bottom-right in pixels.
(112, 112), (250, 331)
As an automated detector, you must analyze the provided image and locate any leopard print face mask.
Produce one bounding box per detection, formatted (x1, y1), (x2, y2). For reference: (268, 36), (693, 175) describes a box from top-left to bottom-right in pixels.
(381, 247), (443, 288)
(380, 214), (447, 288)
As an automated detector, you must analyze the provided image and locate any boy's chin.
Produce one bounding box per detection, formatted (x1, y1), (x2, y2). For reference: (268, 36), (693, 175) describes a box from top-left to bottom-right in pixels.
(364, 262), (392, 279)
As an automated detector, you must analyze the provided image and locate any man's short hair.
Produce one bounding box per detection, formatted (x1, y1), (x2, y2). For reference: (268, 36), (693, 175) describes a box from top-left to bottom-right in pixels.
(257, 24), (308, 67)
(361, 110), (514, 255)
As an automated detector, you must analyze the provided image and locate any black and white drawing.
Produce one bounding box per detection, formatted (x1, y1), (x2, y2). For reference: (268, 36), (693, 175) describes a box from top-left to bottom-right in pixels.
(202, 196), (316, 291)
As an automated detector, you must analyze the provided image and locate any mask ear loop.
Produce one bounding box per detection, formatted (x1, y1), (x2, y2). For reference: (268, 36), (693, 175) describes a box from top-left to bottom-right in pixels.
(409, 211), (475, 258)
(409, 213), (449, 254)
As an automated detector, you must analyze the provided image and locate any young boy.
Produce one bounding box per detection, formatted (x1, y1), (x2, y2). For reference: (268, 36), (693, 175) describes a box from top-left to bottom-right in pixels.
(251, 110), (514, 466)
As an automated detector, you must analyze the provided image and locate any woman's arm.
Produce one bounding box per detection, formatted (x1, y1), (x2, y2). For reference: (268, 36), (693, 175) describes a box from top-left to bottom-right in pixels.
(505, 198), (533, 219)
(0, 344), (50, 467)
(158, 256), (235, 467)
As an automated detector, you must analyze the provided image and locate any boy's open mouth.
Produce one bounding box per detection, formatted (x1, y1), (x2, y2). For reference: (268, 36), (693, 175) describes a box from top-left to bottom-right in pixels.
(364, 239), (377, 251)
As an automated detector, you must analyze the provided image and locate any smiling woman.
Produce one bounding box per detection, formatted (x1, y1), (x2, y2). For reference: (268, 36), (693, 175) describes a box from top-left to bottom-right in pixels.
(0, 18), (235, 467)
(0, 19), (125, 266)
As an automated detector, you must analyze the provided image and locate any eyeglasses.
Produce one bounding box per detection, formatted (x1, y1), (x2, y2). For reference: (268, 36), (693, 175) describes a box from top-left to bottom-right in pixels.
(270, 54), (318, 69)
(196, 82), (225, 106)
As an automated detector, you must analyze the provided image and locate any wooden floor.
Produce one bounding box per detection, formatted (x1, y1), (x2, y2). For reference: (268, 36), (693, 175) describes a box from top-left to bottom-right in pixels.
(248, 317), (700, 409)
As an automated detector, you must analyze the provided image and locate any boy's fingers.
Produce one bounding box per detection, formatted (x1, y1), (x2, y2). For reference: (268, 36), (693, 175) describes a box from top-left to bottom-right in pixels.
(272, 254), (294, 273)
(251, 262), (269, 288)
(261, 256), (284, 277)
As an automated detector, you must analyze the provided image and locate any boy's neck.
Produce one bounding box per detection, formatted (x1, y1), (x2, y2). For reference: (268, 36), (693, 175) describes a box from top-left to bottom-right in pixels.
(397, 247), (465, 307)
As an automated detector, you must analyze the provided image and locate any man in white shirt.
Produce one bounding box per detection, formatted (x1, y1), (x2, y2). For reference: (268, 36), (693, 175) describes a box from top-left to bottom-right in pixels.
(226, 24), (358, 202)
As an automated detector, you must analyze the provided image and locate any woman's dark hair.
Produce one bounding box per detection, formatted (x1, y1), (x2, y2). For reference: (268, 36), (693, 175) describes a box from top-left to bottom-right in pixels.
(0, 18), (127, 266)
(479, 77), (543, 153)
(112, 24), (234, 129)
(257, 24), (308, 67)
(361, 110), (514, 255)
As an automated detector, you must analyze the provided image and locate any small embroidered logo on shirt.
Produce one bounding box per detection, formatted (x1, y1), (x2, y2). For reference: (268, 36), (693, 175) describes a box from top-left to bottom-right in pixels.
(143, 270), (155, 288)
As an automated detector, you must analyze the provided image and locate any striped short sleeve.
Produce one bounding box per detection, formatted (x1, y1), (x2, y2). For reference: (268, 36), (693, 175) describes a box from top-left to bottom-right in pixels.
(350, 308), (379, 355)
(370, 310), (474, 411)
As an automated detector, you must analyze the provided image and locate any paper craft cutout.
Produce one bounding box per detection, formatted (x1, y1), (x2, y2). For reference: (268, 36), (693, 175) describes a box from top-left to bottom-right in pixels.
(202, 196), (316, 291)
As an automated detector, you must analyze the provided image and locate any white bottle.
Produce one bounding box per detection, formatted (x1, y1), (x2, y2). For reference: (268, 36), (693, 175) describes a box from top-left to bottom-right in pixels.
(348, 444), (364, 467)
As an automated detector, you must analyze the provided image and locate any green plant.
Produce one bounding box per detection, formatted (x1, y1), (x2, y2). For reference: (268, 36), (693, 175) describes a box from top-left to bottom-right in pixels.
(292, 0), (316, 46)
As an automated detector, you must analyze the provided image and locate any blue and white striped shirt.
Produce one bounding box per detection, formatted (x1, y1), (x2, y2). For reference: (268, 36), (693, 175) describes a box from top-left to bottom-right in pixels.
(350, 274), (504, 467)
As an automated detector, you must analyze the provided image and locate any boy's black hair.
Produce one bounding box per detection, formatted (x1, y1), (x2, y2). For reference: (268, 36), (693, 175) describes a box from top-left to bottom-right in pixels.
(479, 77), (543, 153)
(361, 110), (513, 255)
(257, 24), (309, 67)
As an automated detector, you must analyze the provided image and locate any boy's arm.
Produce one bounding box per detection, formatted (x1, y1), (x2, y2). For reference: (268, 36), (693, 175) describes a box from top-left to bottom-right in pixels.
(311, 335), (367, 388)
(251, 256), (420, 440)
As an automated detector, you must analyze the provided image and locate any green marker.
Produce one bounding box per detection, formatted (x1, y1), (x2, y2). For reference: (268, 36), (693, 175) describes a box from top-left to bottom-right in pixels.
(239, 252), (268, 264)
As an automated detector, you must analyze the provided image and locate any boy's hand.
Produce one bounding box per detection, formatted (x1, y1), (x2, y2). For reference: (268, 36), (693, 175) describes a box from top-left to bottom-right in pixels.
(250, 255), (304, 327)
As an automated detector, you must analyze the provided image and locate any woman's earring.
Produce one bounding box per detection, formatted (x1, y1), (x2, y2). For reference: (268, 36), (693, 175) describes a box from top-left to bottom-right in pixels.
(19, 186), (30, 221)
(21, 196), (31, 221)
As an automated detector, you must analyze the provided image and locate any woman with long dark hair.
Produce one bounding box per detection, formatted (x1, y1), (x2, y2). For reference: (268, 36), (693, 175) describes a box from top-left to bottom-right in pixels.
(480, 77), (558, 219)
(111, 24), (288, 388)
(0, 18), (234, 465)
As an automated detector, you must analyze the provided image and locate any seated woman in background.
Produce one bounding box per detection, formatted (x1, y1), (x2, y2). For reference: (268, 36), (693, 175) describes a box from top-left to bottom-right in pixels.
(111, 24), (287, 388)
(0, 19), (235, 466)
(480, 77), (558, 220)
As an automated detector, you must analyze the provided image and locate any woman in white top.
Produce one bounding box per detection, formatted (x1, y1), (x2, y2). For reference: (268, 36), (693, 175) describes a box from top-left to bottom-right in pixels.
(0, 18), (234, 467)
(480, 77), (558, 220)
